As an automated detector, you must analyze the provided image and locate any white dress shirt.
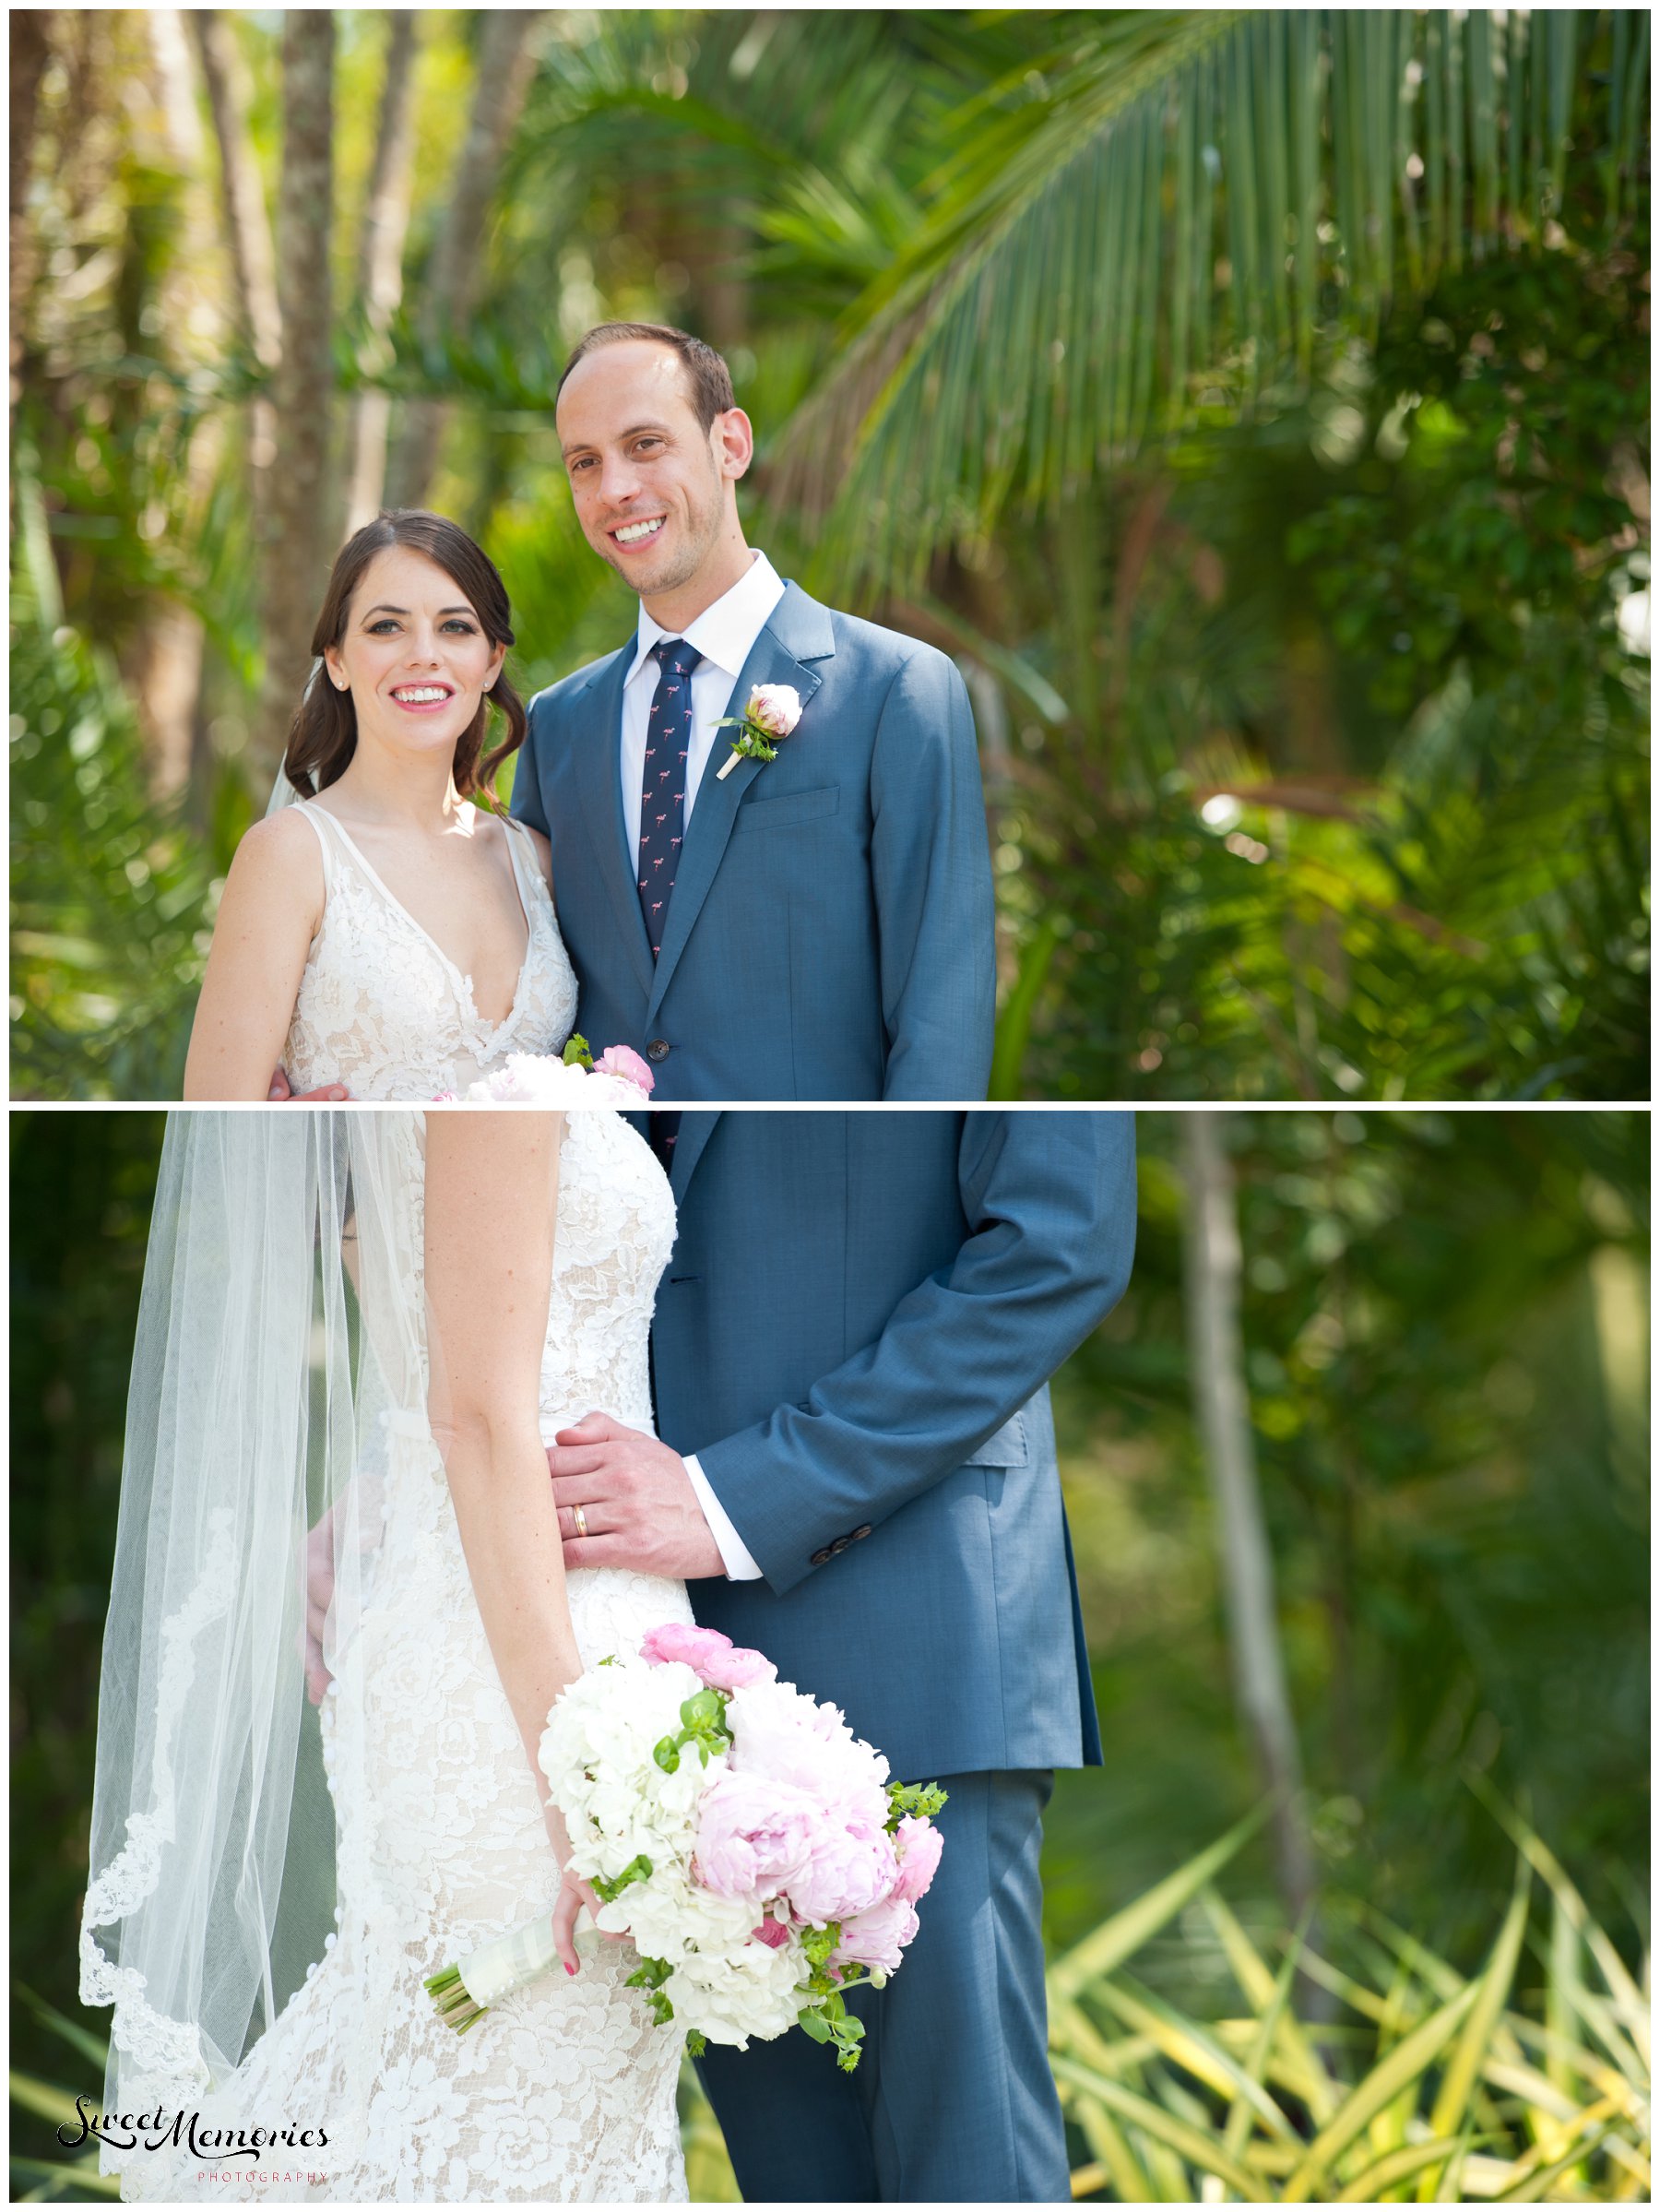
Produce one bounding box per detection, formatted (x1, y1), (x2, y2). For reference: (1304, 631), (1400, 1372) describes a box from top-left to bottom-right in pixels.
(626, 552), (781, 1582)
(619, 549), (786, 857)
(682, 1453), (762, 1580)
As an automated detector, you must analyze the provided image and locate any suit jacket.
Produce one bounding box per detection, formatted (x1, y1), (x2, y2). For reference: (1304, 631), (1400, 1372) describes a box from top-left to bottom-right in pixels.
(649, 1112), (1136, 1778)
(512, 583), (995, 1100)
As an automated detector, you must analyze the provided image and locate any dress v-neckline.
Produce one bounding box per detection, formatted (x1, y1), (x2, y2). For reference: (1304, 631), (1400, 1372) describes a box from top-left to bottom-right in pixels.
(308, 803), (538, 1037)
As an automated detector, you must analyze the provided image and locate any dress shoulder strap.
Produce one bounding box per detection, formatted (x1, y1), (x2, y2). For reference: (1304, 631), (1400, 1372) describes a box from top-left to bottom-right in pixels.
(500, 811), (550, 910)
(290, 801), (340, 892)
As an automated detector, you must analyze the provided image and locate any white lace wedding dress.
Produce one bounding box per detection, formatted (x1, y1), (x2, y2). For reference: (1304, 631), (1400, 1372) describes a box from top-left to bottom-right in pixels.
(109, 1121), (694, 2198)
(283, 803), (579, 1099)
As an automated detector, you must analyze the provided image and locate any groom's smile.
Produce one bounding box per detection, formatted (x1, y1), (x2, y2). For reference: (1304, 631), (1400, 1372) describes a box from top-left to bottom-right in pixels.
(611, 516), (666, 549)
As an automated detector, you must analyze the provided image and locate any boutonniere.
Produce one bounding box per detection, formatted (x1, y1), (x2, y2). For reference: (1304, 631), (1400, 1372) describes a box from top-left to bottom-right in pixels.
(715, 684), (802, 780)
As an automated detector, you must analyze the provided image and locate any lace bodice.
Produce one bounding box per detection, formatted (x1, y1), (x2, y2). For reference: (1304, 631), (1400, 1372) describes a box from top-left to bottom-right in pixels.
(283, 804), (578, 1100)
(101, 1110), (692, 2203)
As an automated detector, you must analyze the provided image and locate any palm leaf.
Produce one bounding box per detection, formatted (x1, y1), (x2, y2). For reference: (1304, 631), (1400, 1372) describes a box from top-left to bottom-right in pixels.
(773, 8), (1648, 591)
(1047, 1796), (1270, 2002)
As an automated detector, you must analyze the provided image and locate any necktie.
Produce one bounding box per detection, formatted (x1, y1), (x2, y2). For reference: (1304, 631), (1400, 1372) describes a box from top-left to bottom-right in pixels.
(637, 636), (702, 959)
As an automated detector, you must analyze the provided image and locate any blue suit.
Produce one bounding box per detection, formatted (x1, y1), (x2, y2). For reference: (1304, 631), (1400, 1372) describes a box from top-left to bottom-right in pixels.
(512, 584), (995, 1100)
(652, 1112), (1136, 2200)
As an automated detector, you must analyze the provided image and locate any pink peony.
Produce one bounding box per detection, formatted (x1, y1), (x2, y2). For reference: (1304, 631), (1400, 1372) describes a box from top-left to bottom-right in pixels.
(595, 1043), (655, 1095)
(889, 1815), (943, 1904)
(750, 1918), (791, 1950)
(639, 1621), (776, 1691)
(694, 1772), (820, 1900)
(700, 1643), (777, 1691)
(747, 683), (802, 738)
(729, 1681), (890, 1818)
(831, 1891), (919, 1976)
(785, 1812), (897, 1928)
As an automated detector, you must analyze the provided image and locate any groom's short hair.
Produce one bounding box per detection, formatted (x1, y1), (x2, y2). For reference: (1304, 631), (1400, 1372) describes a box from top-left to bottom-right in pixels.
(558, 322), (736, 433)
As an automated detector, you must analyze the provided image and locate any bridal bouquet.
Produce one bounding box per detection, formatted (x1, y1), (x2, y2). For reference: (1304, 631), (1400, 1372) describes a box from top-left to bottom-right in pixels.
(425, 1624), (945, 2071)
(434, 1036), (655, 1107)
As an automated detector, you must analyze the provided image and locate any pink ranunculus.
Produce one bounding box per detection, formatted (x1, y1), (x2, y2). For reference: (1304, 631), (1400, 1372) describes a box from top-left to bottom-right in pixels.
(747, 683), (802, 738)
(785, 1813), (897, 1928)
(750, 1918), (791, 1950)
(831, 1891), (919, 1976)
(889, 1815), (943, 1904)
(432, 1090), (457, 1103)
(640, 1622), (736, 1674)
(638, 1621), (776, 1691)
(694, 1772), (820, 1900)
(594, 1043), (656, 1095)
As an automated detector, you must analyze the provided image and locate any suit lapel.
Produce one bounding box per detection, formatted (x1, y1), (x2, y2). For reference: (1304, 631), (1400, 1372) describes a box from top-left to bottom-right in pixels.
(646, 584), (836, 1018)
(669, 1110), (721, 1202)
(572, 642), (655, 1002)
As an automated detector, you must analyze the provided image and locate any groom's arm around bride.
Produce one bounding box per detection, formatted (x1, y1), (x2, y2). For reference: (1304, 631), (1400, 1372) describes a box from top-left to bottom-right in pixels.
(511, 322), (996, 1102)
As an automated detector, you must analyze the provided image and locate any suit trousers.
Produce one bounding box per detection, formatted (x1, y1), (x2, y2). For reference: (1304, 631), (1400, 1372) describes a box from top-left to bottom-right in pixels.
(694, 1770), (1069, 2203)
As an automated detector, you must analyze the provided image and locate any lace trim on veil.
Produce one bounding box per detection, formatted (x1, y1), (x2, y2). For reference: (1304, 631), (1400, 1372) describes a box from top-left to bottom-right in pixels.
(78, 1507), (238, 2090)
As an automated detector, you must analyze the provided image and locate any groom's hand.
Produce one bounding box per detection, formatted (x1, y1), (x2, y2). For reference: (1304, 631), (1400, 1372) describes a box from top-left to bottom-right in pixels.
(548, 1415), (724, 1579)
(267, 1065), (351, 1102)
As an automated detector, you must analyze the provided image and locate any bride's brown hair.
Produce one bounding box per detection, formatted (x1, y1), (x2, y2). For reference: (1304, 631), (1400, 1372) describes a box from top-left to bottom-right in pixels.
(282, 510), (528, 803)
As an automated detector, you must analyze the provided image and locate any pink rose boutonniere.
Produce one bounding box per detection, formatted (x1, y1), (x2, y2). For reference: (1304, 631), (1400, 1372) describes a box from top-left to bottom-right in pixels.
(715, 683), (802, 780)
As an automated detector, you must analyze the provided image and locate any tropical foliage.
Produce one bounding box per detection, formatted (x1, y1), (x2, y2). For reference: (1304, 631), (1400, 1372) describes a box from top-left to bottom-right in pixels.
(9, 8), (1648, 1099)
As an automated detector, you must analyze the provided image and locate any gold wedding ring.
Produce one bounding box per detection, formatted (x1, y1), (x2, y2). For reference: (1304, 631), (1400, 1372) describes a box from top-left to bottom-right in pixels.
(573, 1504), (588, 1540)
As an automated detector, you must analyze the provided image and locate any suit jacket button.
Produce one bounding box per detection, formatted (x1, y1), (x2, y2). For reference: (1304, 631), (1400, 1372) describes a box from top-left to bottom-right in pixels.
(850, 1525), (872, 1541)
(830, 1536), (850, 1554)
(646, 1039), (670, 1063)
(810, 1546), (832, 1566)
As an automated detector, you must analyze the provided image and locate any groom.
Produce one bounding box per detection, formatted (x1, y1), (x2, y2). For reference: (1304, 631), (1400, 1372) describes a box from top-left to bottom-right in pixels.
(547, 1110), (1137, 2201)
(511, 323), (995, 1102)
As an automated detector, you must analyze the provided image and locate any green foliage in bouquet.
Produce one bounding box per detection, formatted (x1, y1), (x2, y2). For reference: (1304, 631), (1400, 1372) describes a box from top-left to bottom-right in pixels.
(652, 1689), (732, 1775)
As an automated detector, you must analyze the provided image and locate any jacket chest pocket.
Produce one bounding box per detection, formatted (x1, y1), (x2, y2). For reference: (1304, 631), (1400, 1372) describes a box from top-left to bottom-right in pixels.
(732, 785), (840, 835)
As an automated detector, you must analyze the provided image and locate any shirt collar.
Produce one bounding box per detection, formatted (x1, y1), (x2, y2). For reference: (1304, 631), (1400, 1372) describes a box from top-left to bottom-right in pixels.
(625, 550), (786, 687)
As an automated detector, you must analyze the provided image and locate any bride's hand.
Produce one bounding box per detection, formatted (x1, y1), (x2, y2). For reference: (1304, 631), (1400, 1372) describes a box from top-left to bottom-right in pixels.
(551, 1865), (606, 1977)
(543, 1802), (618, 1975)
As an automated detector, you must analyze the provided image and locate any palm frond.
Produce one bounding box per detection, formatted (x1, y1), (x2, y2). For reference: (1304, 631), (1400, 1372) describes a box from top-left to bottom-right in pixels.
(770, 9), (1644, 592)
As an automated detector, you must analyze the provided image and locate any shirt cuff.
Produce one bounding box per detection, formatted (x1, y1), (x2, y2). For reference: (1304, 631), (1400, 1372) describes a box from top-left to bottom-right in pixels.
(682, 1454), (764, 1581)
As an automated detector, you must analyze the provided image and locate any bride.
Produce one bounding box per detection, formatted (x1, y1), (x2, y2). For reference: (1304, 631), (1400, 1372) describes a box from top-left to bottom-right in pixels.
(182, 511), (576, 1102)
(78, 1105), (694, 2200)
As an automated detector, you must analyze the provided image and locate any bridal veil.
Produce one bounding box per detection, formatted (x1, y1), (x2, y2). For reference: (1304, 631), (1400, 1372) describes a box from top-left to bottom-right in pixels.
(78, 1110), (432, 2138)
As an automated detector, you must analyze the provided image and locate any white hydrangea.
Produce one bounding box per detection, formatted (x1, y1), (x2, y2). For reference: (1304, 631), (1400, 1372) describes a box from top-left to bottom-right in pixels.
(540, 1656), (719, 1883)
(665, 1928), (809, 2047)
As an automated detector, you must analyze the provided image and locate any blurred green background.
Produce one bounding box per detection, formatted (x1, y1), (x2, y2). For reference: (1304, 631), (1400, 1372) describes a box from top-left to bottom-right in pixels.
(9, 9), (1650, 1101)
(11, 1108), (1649, 2196)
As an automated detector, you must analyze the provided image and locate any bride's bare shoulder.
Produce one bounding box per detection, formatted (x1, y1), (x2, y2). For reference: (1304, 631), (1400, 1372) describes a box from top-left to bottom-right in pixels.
(222, 804), (326, 906)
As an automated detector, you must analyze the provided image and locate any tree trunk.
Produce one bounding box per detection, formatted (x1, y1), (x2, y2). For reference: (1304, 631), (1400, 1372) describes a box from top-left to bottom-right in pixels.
(344, 10), (419, 537)
(386, 11), (542, 510)
(1180, 1111), (1317, 1925)
(254, 10), (335, 783)
(189, 12), (282, 377)
(127, 10), (225, 805)
(9, 11), (55, 438)
(189, 0), (281, 546)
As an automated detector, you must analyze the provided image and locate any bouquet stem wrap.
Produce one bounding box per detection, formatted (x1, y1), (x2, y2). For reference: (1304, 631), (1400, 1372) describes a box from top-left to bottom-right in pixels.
(427, 1920), (600, 2028)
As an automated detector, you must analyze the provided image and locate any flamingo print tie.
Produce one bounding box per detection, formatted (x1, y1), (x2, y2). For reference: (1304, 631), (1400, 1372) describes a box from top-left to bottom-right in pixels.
(637, 636), (703, 959)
